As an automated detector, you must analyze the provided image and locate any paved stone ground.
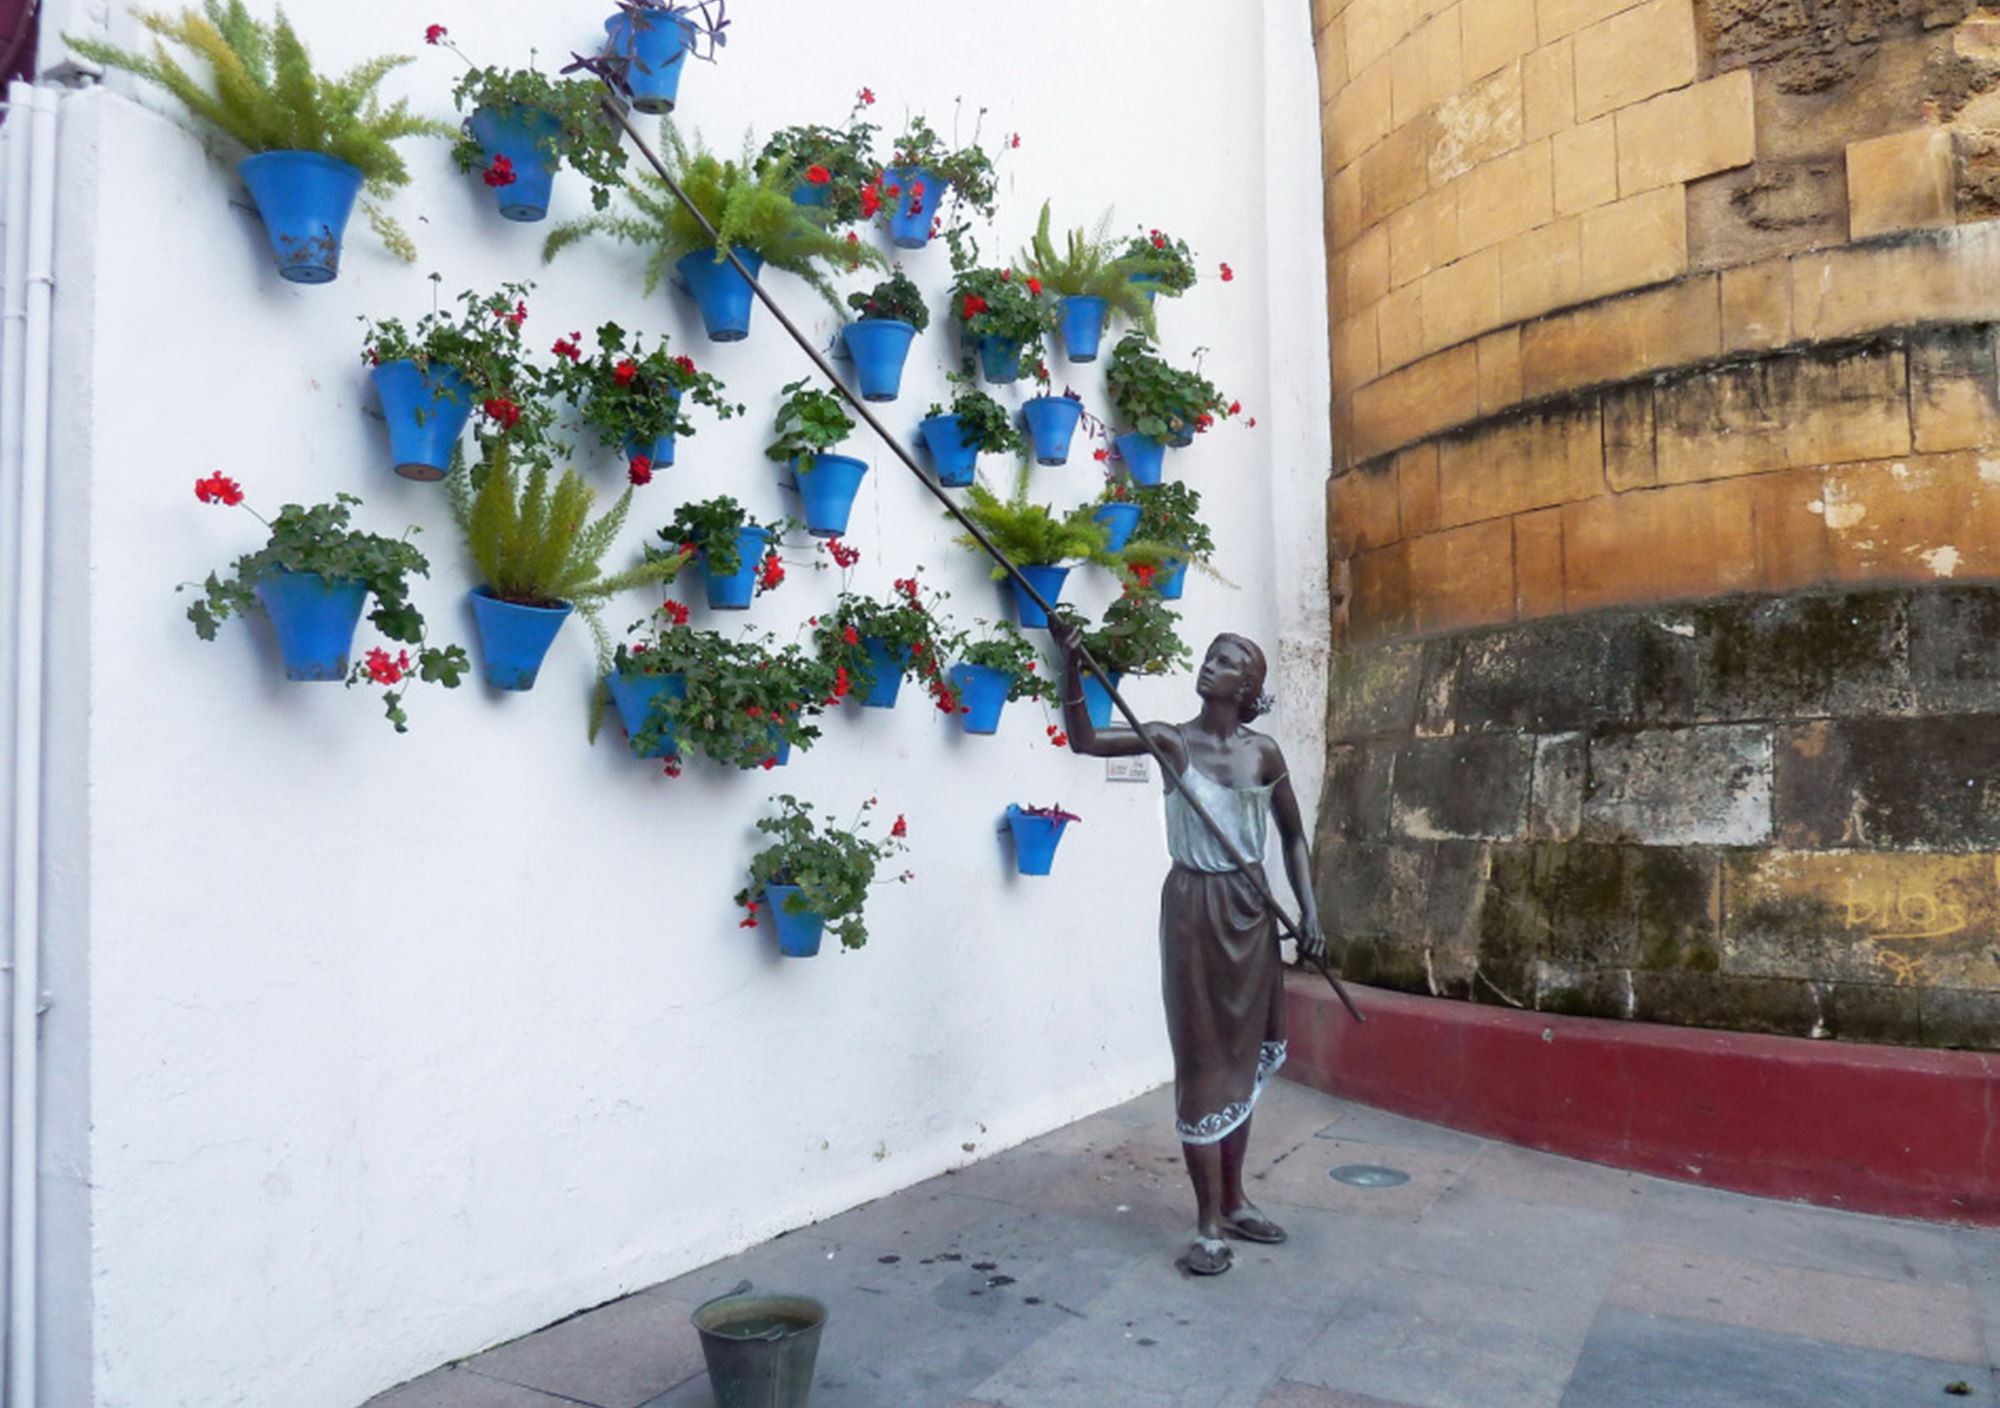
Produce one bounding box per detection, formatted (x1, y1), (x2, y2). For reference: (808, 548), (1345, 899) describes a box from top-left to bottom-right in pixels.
(365, 1078), (2000, 1408)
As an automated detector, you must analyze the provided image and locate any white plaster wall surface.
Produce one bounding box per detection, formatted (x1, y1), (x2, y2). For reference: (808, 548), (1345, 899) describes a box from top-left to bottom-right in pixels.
(56, 1), (1330, 1402)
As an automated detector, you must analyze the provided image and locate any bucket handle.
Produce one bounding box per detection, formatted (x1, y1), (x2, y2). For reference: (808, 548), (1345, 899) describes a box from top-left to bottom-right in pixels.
(693, 1279), (788, 1343)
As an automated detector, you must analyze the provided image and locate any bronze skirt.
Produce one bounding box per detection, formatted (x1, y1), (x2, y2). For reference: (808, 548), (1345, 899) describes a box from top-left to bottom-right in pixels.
(1159, 863), (1287, 1144)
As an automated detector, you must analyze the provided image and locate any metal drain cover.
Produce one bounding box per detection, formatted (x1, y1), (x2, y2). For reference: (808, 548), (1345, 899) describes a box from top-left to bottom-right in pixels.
(1329, 1164), (1410, 1188)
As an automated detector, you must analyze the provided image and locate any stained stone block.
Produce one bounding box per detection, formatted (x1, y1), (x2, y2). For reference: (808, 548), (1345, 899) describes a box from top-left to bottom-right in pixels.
(1692, 591), (1914, 723)
(1456, 618), (1617, 733)
(1391, 734), (1535, 840)
(1909, 585), (2000, 716)
(1581, 725), (1774, 846)
(1329, 641), (1427, 741)
(1774, 717), (2000, 851)
(1528, 732), (1586, 840)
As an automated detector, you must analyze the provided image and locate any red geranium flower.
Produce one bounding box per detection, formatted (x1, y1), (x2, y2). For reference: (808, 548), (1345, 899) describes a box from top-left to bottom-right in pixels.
(1026, 276), (1043, 296)
(858, 87), (876, 105)
(673, 354), (696, 375)
(364, 647), (410, 686)
(662, 600), (690, 627)
(481, 397), (521, 430)
(842, 625), (860, 646)
(758, 552), (785, 591)
(425, 23), (447, 44)
(891, 814), (908, 838)
(1092, 447), (1108, 462)
(859, 182), (882, 218)
(613, 359), (638, 387)
(1010, 133), (1021, 148)
(552, 334), (582, 361)
(1219, 262), (1234, 282)
(1152, 233), (1166, 249)
(961, 293), (988, 320)
(628, 456), (653, 486)
(806, 164), (832, 185)
(194, 472), (244, 506)
(1228, 400), (1242, 415)
(483, 155), (516, 188)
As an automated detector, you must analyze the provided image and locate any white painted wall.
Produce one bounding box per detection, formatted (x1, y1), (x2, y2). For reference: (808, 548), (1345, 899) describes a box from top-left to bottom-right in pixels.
(42, 1), (1330, 1402)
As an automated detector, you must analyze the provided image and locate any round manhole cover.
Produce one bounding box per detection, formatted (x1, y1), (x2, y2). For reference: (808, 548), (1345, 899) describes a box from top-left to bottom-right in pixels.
(1329, 1164), (1410, 1188)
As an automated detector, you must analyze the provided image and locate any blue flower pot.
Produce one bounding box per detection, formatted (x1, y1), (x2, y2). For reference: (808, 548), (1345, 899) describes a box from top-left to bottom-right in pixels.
(1168, 416), (1197, 449)
(793, 452), (868, 537)
(1092, 501), (1141, 552)
(675, 246), (765, 342)
(740, 728), (792, 770)
(764, 883), (825, 957)
(467, 105), (564, 222)
(1010, 564), (1071, 629)
(919, 413), (979, 487)
(603, 9), (693, 114)
(253, 572), (367, 681)
(842, 319), (918, 402)
(606, 670), (687, 758)
(884, 165), (946, 249)
(1005, 804), (1071, 876)
(1022, 395), (1084, 466)
(1081, 670), (1126, 730)
(469, 588), (572, 690)
(372, 359), (478, 481)
(948, 663), (1012, 735)
(699, 524), (769, 610)
(1059, 295), (1108, 362)
(621, 389), (683, 469)
(978, 335), (1024, 385)
(1114, 431), (1167, 487)
(1159, 556), (1189, 601)
(858, 635), (911, 708)
(1130, 272), (1162, 305)
(237, 151), (363, 285)
(792, 181), (833, 207)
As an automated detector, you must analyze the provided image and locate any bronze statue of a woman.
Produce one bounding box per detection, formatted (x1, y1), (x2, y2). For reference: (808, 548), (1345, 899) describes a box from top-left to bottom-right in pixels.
(1052, 627), (1328, 1277)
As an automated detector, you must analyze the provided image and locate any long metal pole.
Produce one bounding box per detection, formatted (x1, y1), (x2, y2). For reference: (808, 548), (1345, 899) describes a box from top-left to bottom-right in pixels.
(599, 100), (1362, 1025)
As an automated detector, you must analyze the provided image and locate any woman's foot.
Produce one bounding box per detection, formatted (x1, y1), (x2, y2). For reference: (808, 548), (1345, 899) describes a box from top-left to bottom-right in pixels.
(1182, 1235), (1233, 1276)
(1222, 1204), (1287, 1244)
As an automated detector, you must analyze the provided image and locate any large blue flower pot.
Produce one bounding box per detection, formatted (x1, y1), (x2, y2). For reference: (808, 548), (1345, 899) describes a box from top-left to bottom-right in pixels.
(1092, 501), (1141, 553)
(1010, 564), (1070, 629)
(884, 165), (946, 249)
(1059, 295), (1108, 362)
(372, 359), (478, 481)
(699, 524), (769, 610)
(238, 151), (363, 285)
(621, 389), (683, 469)
(1114, 431), (1167, 487)
(978, 335), (1024, 385)
(1159, 556), (1189, 601)
(606, 670), (687, 758)
(1081, 670), (1126, 730)
(919, 413), (979, 487)
(793, 452), (867, 537)
(858, 636), (911, 708)
(764, 883), (825, 957)
(1022, 395), (1084, 466)
(842, 319), (918, 402)
(253, 572), (367, 681)
(948, 663), (1012, 735)
(469, 587), (572, 690)
(467, 105), (563, 222)
(675, 246), (765, 342)
(1005, 804), (1071, 876)
(603, 9), (693, 114)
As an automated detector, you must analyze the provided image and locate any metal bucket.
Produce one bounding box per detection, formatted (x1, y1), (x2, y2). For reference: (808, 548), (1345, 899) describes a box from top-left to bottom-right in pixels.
(691, 1280), (827, 1408)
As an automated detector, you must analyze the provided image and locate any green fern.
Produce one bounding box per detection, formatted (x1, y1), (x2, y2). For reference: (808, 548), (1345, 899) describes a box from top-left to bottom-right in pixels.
(66, 1), (450, 261)
(953, 482), (1113, 580)
(1019, 201), (1173, 340)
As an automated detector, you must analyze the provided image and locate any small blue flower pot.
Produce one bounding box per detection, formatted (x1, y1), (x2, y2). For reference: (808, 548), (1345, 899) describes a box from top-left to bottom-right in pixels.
(978, 335), (1024, 385)
(469, 587), (572, 691)
(1114, 431), (1167, 487)
(1130, 272), (1162, 305)
(1005, 804), (1071, 876)
(1010, 564), (1071, 629)
(371, 359), (478, 482)
(858, 636), (911, 708)
(884, 165), (946, 249)
(621, 389), (683, 469)
(843, 319), (918, 402)
(1168, 416), (1197, 449)
(253, 572), (367, 681)
(948, 663), (1012, 735)
(603, 9), (693, 114)
(1081, 671), (1126, 730)
(699, 524), (769, 610)
(606, 670), (687, 758)
(793, 452), (868, 537)
(1022, 395), (1084, 466)
(675, 246), (765, 342)
(467, 105), (564, 222)
(1093, 501), (1141, 553)
(1159, 556), (1189, 601)
(1059, 295), (1108, 362)
(740, 729), (792, 770)
(238, 151), (363, 285)
(764, 883), (825, 957)
(919, 414), (979, 487)
(792, 181), (833, 207)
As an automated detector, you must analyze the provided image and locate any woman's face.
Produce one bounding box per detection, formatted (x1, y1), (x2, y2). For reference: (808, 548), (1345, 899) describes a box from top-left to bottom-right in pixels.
(1196, 637), (1258, 709)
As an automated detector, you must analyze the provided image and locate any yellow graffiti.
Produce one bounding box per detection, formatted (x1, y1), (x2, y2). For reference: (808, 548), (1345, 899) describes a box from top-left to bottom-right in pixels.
(1842, 887), (1970, 941)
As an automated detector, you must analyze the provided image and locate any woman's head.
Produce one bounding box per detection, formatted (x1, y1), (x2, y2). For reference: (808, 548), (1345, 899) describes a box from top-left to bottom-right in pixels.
(1196, 633), (1271, 723)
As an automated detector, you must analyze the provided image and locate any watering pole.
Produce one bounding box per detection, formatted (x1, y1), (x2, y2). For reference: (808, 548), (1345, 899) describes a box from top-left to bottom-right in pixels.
(596, 96), (1363, 1026)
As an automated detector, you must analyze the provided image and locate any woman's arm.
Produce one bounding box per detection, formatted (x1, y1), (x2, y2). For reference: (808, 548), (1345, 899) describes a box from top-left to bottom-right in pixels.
(1266, 738), (1329, 964)
(1051, 619), (1173, 760)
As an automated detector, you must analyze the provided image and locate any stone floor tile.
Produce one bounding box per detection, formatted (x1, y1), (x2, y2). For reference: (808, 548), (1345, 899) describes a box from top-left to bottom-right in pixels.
(1386, 1186), (1629, 1294)
(1100, 1081), (1181, 1128)
(937, 1139), (1193, 1231)
(1448, 1141), (1654, 1214)
(1245, 1135), (1466, 1223)
(1261, 1384), (1422, 1408)
(463, 1291), (707, 1408)
(1606, 1241), (1983, 1363)
(1954, 1226), (2000, 1366)
(1559, 1307), (1999, 1407)
(1630, 1180), (1967, 1284)
(650, 1228), (846, 1306)
(363, 1367), (588, 1408)
(1311, 1105), (1488, 1156)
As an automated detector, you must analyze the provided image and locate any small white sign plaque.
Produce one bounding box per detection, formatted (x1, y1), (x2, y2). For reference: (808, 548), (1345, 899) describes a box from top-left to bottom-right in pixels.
(1106, 756), (1152, 784)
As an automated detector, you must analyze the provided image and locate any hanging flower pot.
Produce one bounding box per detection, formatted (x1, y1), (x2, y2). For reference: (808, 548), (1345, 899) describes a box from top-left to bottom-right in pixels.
(606, 670), (687, 758)
(947, 663), (1013, 735)
(1093, 502), (1141, 553)
(883, 165), (947, 249)
(1058, 295), (1109, 362)
(237, 151), (364, 285)
(1009, 564), (1071, 630)
(1159, 555), (1189, 601)
(792, 181), (832, 207)
(739, 729), (792, 770)
(842, 320), (918, 402)
(602, 8), (694, 115)
(859, 635), (912, 708)
(675, 246), (766, 342)
(1168, 416), (1197, 449)
(792, 453), (869, 537)
(1005, 803), (1076, 876)
(919, 414), (979, 487)
(469, 588), (572, 691)
(979, 335), (1024, 385)
(697, 525), (770, 610)
(617, 388), (684, 470)
(371, 359), (479, 481)
(1080, 670), (1126, 730)
(1130, 272), (1162, 305)
(1022, 395), (1085, 466)
(763, 883), (826, 957)
(251, 572), (368, 680)
(1114, 431), (1167, 487)
(467, 105), (565, 222)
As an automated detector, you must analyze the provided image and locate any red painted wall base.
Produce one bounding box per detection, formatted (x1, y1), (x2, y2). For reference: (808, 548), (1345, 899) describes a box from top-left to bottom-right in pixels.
(1282, 974), (2000, 1225)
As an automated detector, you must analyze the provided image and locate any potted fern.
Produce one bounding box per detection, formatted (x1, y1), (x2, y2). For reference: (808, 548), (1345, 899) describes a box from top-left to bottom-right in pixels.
(660, 495), (789, 611)
(442, 34), (628, 223)
(1122, 226), (1199, 304)
(543, 127), (885, 342)
(876, 111), (999, 251)
(953, 483), (1110, 629)
(445, 442), (687, 691)
(810, 577), (957, 711)
(547, 322), (741, 480)
(946, 620), (1057, 736)
(736, 795), (912, 956)
(842, 269), (929, 403)
(1053, 592), (1192, 727)
(767, 378), (869, 536)
(68, 2), (444, 283)
(1123, 481), (1220, 602)
(919, 376), (1023, 488)
(759, 98), (879, 215)
(362, 282), (546, 481)
(597, 0), (729, 114)
(951, 267), (1052, 385)
(1104, 333), (1232, 482)
(1019, 202), (1165, 362)
(182, 478), (468, 730)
